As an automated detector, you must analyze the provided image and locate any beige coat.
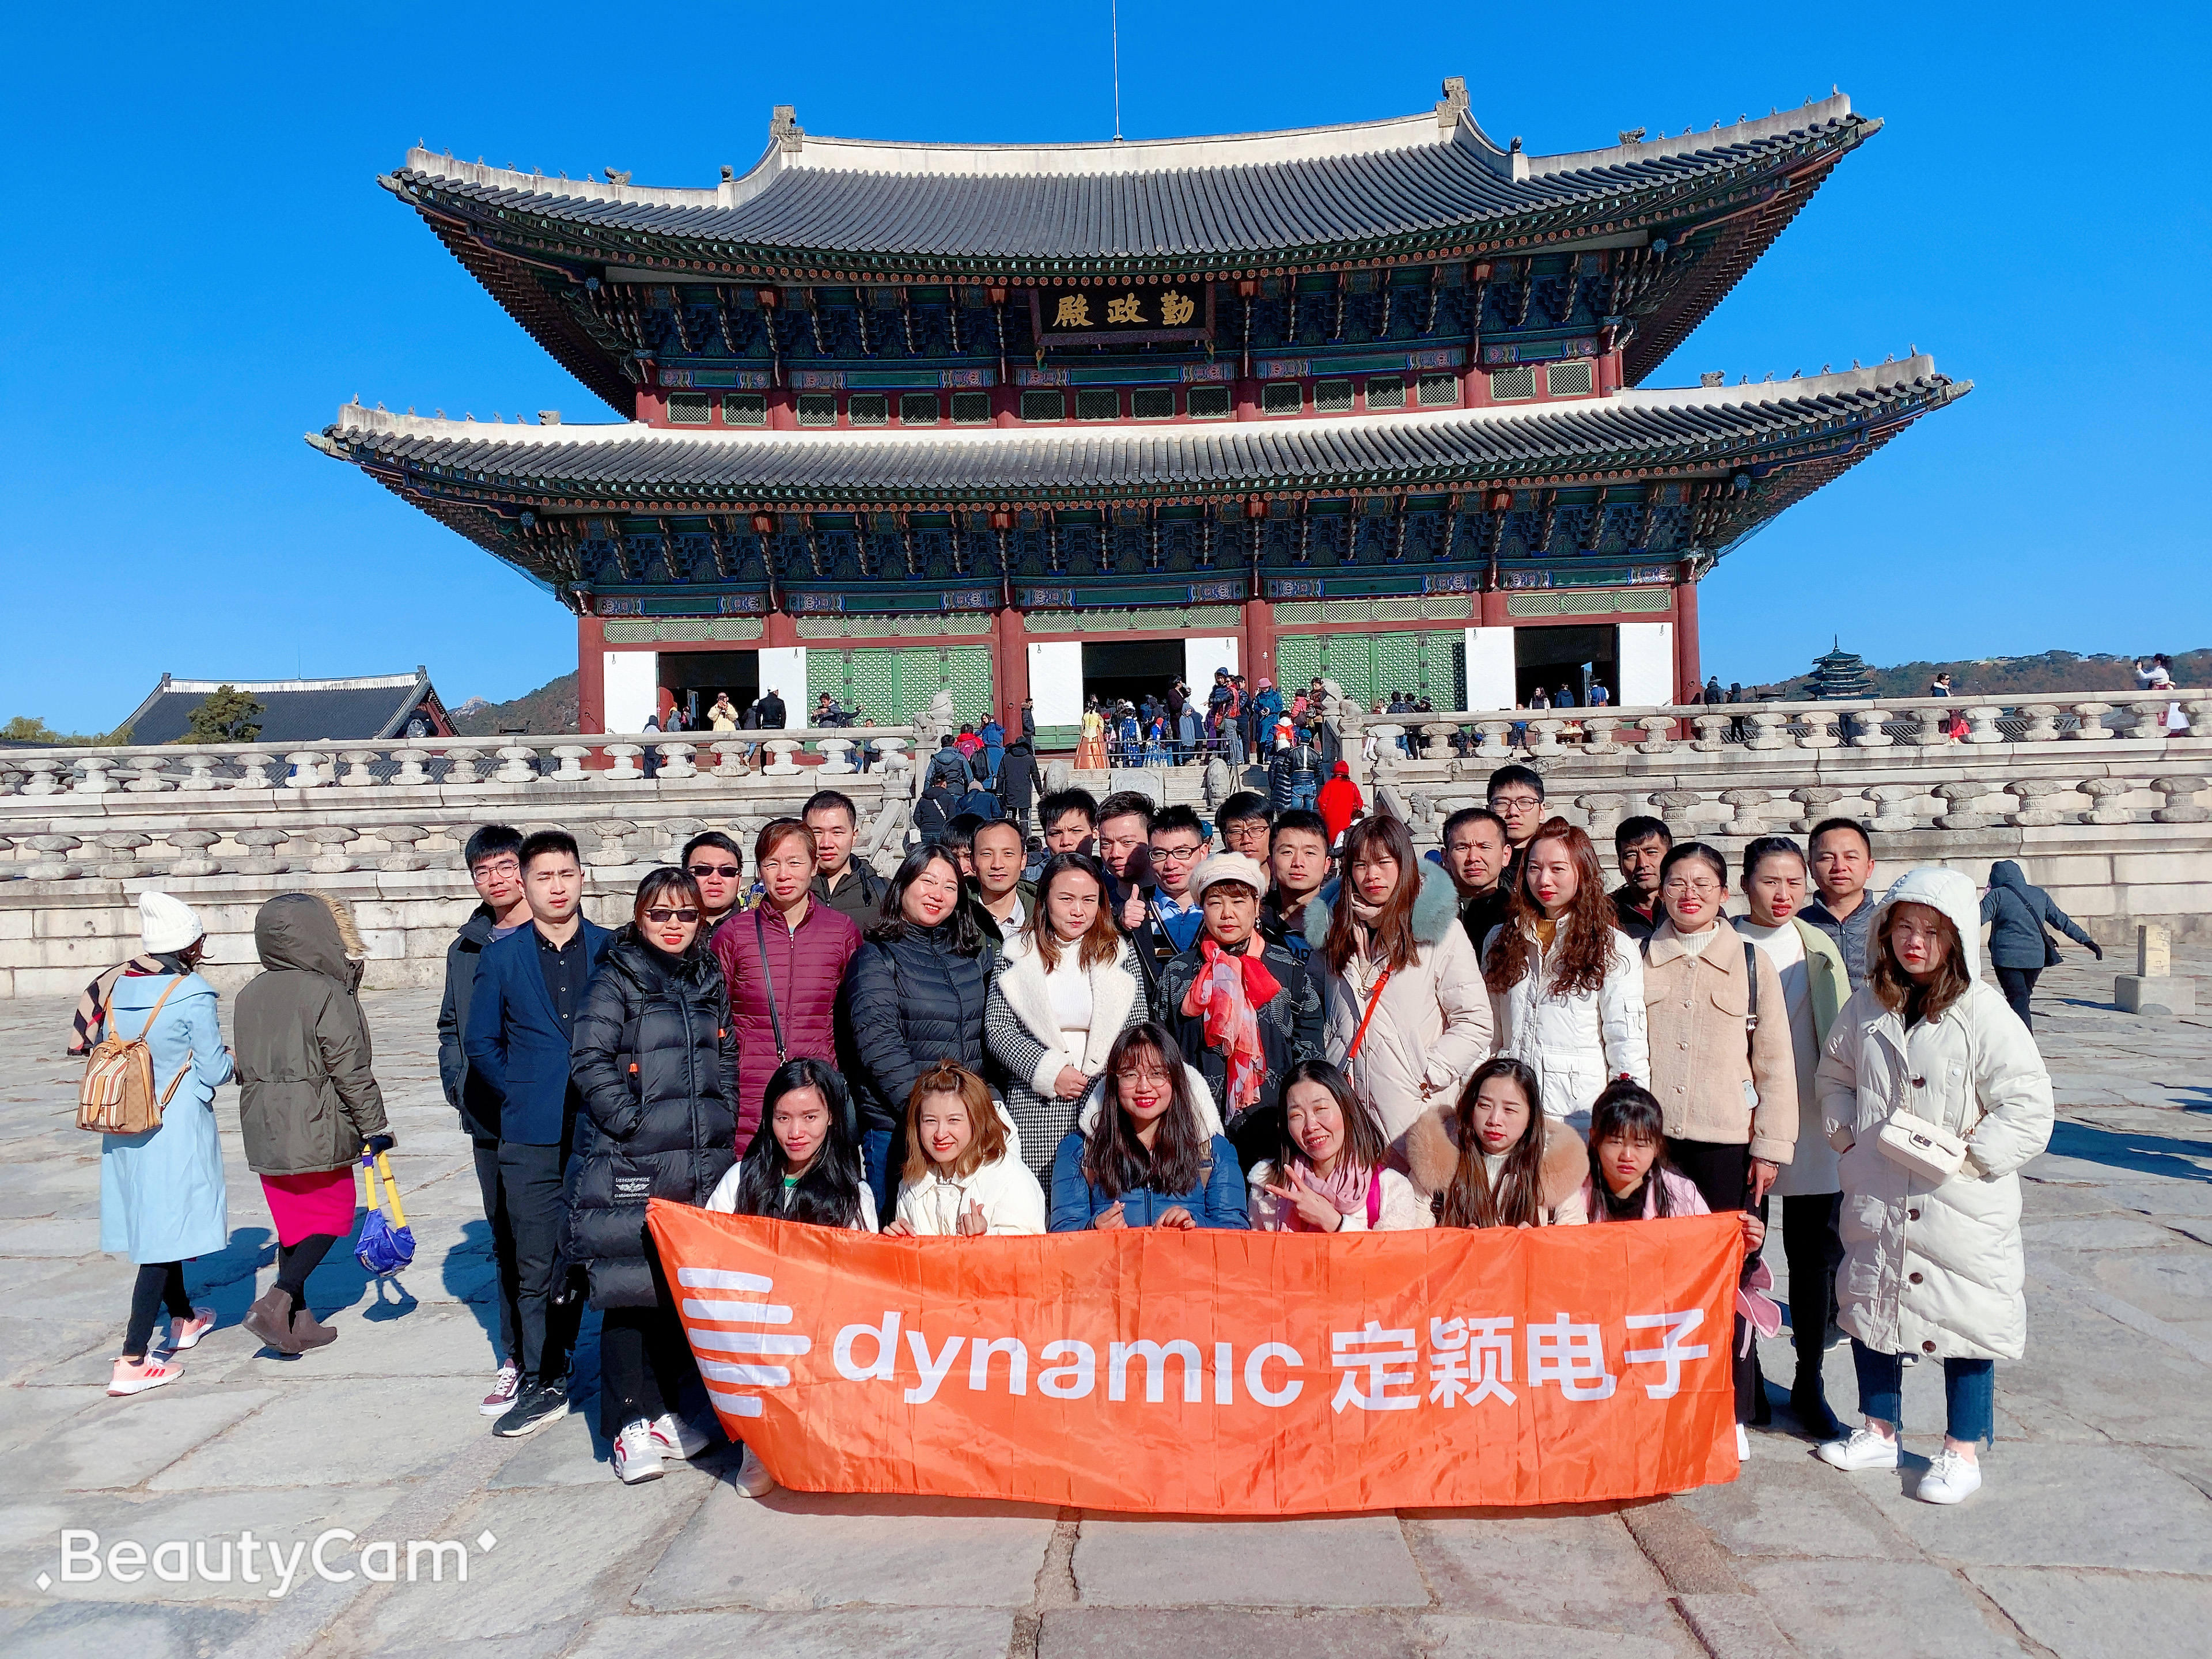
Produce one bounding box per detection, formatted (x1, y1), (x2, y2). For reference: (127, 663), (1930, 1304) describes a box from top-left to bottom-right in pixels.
(1641, 919), (1799, 1165)
(1403, 1103), (1589, 1226)
(1303, 862), (1493, 1150)
(1816, 867), (2054, 1362)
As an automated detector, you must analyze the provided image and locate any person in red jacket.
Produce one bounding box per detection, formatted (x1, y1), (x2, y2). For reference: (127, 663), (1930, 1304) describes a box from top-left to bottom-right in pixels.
(1315, 761), (1365, 848)
(712, 818), (863, 1152)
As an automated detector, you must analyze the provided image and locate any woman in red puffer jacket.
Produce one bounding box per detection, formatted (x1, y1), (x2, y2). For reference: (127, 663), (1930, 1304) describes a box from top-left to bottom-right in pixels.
(711, 819), (863, 1153)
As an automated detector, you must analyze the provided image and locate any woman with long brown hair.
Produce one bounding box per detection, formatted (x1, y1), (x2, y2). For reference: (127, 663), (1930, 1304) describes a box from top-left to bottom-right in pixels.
(1408, 1056), (1588, 1228)
(1480, 817), (1649, 1117)
(986, 853), (1146, 1180)
(1813, 868), (2052, 1507)
(1301, 816), (1490, 1149)
(1049, 1022), (1247, 1232)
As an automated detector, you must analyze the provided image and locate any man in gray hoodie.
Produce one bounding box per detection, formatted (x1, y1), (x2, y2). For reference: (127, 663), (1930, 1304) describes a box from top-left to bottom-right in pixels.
(1980, 859), (2100, 1029)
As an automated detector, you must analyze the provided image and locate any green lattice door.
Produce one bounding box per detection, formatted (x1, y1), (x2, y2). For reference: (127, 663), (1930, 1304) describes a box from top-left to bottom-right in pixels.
(1278, 631), (1464, 711)
(809, 646), (993, 728)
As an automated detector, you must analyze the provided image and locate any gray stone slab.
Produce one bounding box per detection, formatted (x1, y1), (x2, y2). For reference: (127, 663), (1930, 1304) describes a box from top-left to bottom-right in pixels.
(2034, 1240), (2212, 1326)
(1042, 1608), (1422, 1659)
(1672, 1444), (1916, 1562)
(1406, 1509), (1680, 1638)
(1858, 1442), (2212, 1572)
(1673, 1593), (1797, 1659)
(148, 1374), (498, 1490)
(55, 1385), (276, 1491)
(1969, 1566), (2212, 1659)
(2001, 1293), (2212, 1446)
(2021, 1215), (2184, 1251)
(352, 1624), (584, 1659)
(1741, 1560), (2026, 1658)
(484, 1408), (617, 1488)
(0, 1599), (261, 1657)
(358, 1478), (707, 1645)
(575, 1608), (1020, 1659)
(1417, 1614), (1691, 1659)
(1073, 1514), (1427, 1608)
(637, 1484), (1058, 1611)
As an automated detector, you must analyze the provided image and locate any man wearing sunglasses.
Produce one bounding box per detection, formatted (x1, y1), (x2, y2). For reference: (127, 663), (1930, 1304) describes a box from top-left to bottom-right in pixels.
(680, 831), (748, 936)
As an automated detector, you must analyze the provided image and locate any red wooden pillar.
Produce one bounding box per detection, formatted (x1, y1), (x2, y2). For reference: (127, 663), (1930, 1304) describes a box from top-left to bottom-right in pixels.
(763, 610), (799, 649)
(1673, 580), (1702, 704)
(1242, 597), (1277, 692)
(994, 605), (1028, 726)
(768, 387), (797, 430)
(577, 611), (607, 733)
(1235, 378), (1259, 421)
(1479, 588), (1509, 628)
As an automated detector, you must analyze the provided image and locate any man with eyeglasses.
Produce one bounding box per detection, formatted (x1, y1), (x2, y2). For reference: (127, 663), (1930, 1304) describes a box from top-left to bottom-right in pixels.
(1486, 763), (1548, 897)
(1126, 804), (1210, 1015)
(436, 824), (531, 1419)
(464, 830), (613, 1438)
(680, 831), (748, 937)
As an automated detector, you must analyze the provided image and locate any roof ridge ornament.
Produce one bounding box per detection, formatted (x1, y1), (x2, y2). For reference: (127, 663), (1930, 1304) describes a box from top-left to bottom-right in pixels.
(771, 105), (804, 154)
(1435, 76), (1470, 132)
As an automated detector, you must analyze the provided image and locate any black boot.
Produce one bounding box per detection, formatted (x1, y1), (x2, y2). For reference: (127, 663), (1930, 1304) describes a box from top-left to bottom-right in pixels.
(1791, 1374), (1840, 1440)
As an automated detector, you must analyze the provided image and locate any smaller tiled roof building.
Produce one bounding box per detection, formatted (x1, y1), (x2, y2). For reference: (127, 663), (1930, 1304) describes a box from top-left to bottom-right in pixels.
(118, 669), (454, 745)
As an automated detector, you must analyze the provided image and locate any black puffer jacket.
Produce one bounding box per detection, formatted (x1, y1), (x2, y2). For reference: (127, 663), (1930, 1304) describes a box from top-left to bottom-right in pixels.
(563, 929), (738, 1309)
(838, 921), (990, 1134)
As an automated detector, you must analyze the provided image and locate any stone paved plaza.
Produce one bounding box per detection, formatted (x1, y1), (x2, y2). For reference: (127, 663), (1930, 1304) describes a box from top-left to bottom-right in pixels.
(3, 947), (2210, 1659)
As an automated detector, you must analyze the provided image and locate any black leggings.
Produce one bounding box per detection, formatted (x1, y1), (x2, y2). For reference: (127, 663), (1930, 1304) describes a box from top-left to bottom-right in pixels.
(1994, 965), (2040, 1030)
(124, 1262), (194, 1359)
(1782, 1192), (1844, 1383)
(275, 1234), (339, 1315)
(599, 1303), (701, 1438)
(1666, 1139), (1768, 1425)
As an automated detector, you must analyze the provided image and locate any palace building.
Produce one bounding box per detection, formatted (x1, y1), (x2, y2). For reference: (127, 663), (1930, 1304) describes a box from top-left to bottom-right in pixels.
(314, 82), (1964, 744)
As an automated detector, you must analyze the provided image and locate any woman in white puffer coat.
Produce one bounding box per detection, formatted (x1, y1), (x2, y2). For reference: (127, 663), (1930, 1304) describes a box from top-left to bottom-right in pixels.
(1812, 866), (2054, 1507)
(1302, 817), (1492, 1152)
(1480, 819), (1650, 1118)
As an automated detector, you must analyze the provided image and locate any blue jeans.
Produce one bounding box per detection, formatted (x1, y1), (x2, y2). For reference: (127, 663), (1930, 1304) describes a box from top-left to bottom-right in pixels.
(1289, 783), (1318, 812)
(860, 1128), (897, 1226)
(1852, 1339), (1994, 1445)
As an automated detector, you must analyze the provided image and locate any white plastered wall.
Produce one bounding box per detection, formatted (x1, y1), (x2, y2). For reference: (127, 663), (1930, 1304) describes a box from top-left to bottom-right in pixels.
(1464, 628), (1515, 711)
(602, 650), (658, 734)
(1616, 623), (1675, 707)
(1028, 642), (1085, 726)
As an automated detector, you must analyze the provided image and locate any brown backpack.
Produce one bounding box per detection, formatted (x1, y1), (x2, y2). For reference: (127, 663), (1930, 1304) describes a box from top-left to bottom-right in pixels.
(78, 976), (192, 1134)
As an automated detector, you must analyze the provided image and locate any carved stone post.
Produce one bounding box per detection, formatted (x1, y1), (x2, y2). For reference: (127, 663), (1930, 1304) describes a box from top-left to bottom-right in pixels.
(1652, 789), (1705, 834)
(24, 834), (84, 879)
(441, 747), (488, 786)
(308, 827), (361, 874)
(1688, 713), (1732, 753)
(2120, 699), (2172, 741)
(1788, 786), (1846, 834)
(93, 832), (152, 878)
(1578, 714), (1623, 756)
(167, 830), (222, 877)
(1719, 789), (1777, 836)
(495, 745), (539, 784)
(1847, 706), (1893, 749)
(1961, 705), (2003, 744)
(1743, 710), (1788, 751)
(2015, 703), (2061, 743)
(585, 821), (638, 868)
(229, 749), (279, 791)
(657, 741), (700, 781)
(284, 751), (332, 789)
(2149, 776), (2209, 824)
(550, 747), (592, 781)
(2078, 778), (2135, 825)
(392, 747), (433, 788)
(338, 750), (382, 787)
(1634, 715), (1676, 755)
(1575, 792), (1628, 842)
(2064, 702), (2112, 741)
(236, 827), (291, 875)
(74, 757), (118, 795)
(378, 825), (433, 872)
(1865, 785), (1925, 834)
(1796, 708), (1840, 751)
(2002, 779), (2071, 827)
(1932, 781), (1998, 830)
(601, 744), (644, 782)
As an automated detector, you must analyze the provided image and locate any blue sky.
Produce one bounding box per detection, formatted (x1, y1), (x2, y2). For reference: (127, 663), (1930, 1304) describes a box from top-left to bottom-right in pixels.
(3, 3), (2203, 729)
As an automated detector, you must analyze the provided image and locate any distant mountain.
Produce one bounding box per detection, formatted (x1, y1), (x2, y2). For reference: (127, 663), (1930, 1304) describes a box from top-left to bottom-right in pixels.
(1758, 649), (2207, 702)
(450, 673), (578, 736)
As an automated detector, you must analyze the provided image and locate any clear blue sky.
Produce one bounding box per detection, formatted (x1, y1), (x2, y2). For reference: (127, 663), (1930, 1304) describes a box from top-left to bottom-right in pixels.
(4, 3), (2203, 729)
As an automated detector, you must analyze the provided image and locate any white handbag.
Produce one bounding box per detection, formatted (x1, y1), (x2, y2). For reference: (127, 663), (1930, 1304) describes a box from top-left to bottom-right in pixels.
(1875, 1109), (1970, 1183)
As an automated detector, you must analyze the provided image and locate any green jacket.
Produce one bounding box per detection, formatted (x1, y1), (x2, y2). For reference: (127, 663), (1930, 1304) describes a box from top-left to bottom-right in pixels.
(233, 893), (391, 1176)
(1795, 916), (1850, 1045)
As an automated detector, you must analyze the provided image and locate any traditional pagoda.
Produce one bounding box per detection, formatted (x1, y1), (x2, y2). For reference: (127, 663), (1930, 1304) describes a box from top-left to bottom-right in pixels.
(313, 82), (1965, 740)
(1806, 639), (1876, 700)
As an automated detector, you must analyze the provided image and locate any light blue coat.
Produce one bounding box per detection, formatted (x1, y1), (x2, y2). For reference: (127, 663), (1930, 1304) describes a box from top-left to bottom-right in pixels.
(99, 972), (235, 1264)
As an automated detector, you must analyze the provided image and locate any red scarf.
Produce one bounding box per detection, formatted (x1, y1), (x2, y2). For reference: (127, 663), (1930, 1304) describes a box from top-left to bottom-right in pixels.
(1180, 937), (1281, 1115)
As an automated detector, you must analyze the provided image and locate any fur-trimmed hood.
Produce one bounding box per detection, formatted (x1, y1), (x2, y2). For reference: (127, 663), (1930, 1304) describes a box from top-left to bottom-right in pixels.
(1402, 1100), (1588, 1211)
(1300, 855), (1462, 955)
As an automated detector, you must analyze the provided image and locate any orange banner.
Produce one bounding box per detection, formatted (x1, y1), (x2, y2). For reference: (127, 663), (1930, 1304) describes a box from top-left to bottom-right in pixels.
(647, 1201), (1742, 1514)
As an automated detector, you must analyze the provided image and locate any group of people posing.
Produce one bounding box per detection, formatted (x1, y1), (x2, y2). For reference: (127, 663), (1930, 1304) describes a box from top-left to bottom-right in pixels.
(89, 767), (2056, 1510)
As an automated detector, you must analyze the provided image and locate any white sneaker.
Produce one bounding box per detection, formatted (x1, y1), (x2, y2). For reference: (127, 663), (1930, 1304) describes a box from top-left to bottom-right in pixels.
(1917, 1448), (1983, 1505)
(1818, 1426), (1901, 1471)
(1735, 1424), (1750, 1460)
(733, 1444), (777, 1498)
(612, 1418), (665, 1484)
(652, 1411), (711, 1459)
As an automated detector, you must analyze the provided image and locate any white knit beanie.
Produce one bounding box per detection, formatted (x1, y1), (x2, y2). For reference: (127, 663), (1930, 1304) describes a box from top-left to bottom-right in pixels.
(139, 891), (206, 954)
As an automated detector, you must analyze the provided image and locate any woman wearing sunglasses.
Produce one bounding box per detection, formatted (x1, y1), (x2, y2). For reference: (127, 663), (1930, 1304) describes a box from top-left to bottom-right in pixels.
(711, 819), (862, 1154)
(565, 866), (739, 1484)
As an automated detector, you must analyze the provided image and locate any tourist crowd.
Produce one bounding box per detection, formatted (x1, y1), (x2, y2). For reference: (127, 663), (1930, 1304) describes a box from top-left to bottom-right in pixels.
(84, 765), (2059, 1510)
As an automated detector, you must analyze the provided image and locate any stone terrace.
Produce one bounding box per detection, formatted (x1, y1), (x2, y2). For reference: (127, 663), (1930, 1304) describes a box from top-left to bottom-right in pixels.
(2, 950), (2209, 1658)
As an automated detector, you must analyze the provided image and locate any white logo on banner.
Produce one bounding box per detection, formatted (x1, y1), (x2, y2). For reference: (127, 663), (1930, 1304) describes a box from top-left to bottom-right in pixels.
(676, 1267), (811, 1419)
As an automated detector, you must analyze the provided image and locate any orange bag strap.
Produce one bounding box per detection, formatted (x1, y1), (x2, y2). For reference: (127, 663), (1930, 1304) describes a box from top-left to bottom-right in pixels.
(123, 976), (195, 1107)
(1344, 968), (1393, 1062)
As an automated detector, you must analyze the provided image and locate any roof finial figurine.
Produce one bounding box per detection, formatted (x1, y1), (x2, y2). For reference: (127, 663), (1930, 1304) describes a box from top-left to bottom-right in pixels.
(605, 167), (631, 185)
